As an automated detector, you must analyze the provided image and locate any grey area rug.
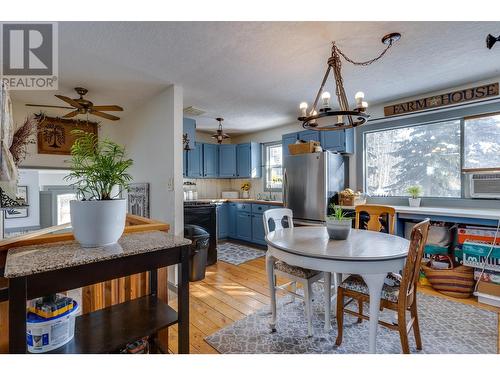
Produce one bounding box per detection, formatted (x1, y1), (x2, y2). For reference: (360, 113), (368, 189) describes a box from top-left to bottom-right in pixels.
(217, 242), (266, 265)
(205, 284), (498, 354)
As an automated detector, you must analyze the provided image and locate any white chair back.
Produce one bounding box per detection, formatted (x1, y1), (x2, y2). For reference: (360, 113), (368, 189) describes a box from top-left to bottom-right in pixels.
(263, 208), (294, 235)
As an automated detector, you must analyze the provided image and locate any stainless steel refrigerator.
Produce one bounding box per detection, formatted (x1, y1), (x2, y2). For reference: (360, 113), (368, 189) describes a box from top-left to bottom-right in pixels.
(283, 151), (345, 223)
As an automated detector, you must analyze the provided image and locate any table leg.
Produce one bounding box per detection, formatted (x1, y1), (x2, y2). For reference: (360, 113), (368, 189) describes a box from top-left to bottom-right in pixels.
(265, 252), (277, 332)
(9, 277), (27, 354)
(324, 272), (331, 331)
(178, 247), (190, 354)
(360, 273), (386, 354)
(331, 272), (342, 318)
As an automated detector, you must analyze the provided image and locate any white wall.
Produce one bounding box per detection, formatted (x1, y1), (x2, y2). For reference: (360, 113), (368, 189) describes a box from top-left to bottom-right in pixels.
(4, 169), (40, 229)
(113, 85), (184, 234)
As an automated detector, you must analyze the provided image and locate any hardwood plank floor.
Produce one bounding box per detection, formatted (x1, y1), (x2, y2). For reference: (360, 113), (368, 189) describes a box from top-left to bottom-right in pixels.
(168, 250), (500, 354)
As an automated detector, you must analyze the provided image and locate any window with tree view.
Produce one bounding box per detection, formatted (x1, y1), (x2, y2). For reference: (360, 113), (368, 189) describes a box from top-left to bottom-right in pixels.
(464, 114), (500, 169)
(264, 142), (283, 191)
(365, 120), (461, 197)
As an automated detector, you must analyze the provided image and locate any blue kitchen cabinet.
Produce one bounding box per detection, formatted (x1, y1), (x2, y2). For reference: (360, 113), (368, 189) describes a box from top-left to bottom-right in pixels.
(183, 117), (196, 150)
(186, 142), (203, 178)
(203, 143), (219, 177)
(298, 130), (320, 143)
(236, 211), (252, 242)
(251, 213), (267, 245)
(236, 143), (261, 178)
(282, 133), (298, 158)
(320, 128), (354, 153)
(228, 203), (237, 238)
(218, 144), (237, 177)
(217, 203), (228, 239)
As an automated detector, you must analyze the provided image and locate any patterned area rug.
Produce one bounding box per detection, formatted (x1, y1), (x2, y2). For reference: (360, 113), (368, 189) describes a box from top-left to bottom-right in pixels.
(205, 284), (498, 354)
(217, 242), (266, 265)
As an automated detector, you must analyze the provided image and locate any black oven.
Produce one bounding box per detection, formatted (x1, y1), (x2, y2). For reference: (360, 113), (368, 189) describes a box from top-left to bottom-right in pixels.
(184, 202), (217, 265)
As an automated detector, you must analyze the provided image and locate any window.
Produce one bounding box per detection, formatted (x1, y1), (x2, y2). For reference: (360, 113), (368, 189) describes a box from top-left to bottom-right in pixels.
(365, 120), (461, 197)
(464, 113), (500, 169)
(264, 142), (283, 191)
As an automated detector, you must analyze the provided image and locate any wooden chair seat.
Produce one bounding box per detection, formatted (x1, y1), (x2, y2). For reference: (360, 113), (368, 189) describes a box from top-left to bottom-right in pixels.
(340, 275), (400, 303)
(274, 261), (321, 279)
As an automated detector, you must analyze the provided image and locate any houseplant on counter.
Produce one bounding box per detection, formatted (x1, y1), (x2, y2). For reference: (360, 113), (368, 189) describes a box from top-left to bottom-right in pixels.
(406, 185), (423, 207)
(65, 130), (133, 247)
(326, 204), (352, 240)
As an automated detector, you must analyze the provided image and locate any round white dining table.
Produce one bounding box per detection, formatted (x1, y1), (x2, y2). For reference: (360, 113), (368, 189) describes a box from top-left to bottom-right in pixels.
(265, 226), (410, 354)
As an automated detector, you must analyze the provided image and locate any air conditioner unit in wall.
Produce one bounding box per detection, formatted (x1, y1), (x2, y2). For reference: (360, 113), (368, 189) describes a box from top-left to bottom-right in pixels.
(470, 173), (500, 198)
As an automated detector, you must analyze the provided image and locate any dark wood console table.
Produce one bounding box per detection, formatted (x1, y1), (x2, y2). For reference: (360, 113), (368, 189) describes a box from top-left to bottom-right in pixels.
(3, 231), (191, 354)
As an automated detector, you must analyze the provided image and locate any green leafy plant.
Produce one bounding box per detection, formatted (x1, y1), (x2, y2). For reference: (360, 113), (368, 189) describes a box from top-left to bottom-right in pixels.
(327, 204), (350, 221)
(406, 185), (423, 199)
(65, 130), (133, 200)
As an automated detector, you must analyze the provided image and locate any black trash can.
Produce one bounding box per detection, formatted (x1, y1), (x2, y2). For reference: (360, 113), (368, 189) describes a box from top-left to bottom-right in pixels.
(184, 225), (210, 281)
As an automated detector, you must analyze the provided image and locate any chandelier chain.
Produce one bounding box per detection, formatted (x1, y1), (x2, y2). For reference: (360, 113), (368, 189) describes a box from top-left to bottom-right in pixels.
(332, 41), (393, 66)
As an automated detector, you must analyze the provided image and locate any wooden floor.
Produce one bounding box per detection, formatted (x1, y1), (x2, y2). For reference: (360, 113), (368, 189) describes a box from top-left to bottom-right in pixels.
(167, 252), (500, 354)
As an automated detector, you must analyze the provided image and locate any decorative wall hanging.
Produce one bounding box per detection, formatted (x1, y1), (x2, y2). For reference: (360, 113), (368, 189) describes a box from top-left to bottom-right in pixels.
(5, 185), (28, 219)
(127, 183), (150, 218)
(383, 82), (499, 117)
(36, 115), (98, 155)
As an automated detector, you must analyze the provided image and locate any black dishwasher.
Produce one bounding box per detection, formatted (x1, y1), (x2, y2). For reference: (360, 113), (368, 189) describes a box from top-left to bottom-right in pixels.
(184, 202), (217, 265)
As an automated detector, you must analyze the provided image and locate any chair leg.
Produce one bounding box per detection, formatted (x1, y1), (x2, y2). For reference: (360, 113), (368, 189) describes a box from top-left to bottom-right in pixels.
(303, 280), (314, 337)
(335, 287), (344, 346)
(290, 281), (297, 303)
(397, 309), (410, 354)
(357, 298), (363, 323)
(410, 302), (423, 351)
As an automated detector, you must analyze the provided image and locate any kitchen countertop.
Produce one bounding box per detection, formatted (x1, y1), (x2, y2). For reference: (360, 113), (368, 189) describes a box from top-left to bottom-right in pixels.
(340, 205), (500, 221)
(186, 198), (284, 206)
(4, 231), (191, 278)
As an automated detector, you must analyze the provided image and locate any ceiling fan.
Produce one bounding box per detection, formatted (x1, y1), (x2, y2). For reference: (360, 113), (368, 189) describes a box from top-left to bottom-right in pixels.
(25, 87), (124, 121)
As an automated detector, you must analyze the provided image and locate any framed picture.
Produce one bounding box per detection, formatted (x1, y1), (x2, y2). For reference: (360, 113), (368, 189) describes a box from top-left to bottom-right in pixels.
(37, 116), (98, 155)
(127, 183), (150, 218)
(5, 185), (28, 219)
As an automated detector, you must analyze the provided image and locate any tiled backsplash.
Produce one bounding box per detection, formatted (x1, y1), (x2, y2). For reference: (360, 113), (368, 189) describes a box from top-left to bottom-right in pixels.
(184, 177), (283, 201)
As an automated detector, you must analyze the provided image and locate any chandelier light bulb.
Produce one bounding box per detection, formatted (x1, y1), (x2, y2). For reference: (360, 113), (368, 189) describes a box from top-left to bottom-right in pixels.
(362, 101), (368, 109)
(299, 102), (308, 117)
(321, 91), (331, 109)
(355, 91), (365, 107)
(310, 110), (318, 124)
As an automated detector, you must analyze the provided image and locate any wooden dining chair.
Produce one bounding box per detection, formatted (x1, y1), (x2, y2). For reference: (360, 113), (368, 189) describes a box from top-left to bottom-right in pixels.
(355, 204), (396, 235)
(263, 208), (330, 337)
(335, 219), (430, 353)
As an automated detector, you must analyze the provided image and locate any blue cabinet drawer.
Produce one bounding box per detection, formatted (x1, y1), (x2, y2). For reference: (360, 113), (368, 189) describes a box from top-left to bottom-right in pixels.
(235, 203), (251, 213)
(251, 204), (270, 214)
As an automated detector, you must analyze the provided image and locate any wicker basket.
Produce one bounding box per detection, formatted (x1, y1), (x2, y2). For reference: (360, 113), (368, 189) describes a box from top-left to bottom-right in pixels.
(422, 258), (475, 298)
(288, 141), (320, 155)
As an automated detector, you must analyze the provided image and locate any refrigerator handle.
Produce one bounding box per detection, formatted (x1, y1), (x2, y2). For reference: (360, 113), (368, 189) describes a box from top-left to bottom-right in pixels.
(283, 167), (287, 207)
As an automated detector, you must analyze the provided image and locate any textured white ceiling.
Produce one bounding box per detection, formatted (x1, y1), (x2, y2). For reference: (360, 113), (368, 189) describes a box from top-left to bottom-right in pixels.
(11, 21), (500, 134)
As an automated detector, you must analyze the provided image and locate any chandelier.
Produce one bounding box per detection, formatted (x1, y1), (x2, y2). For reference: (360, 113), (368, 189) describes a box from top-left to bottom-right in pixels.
(298, 33), (401, 131)
(211, 117), (230, 144)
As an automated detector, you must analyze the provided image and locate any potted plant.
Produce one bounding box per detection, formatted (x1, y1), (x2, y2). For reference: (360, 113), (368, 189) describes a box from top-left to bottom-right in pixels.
(65, 130), (133, 247)
(406, 185), (423, 207)
(326, 204), (352, 240)
(241, 181), (251, 199)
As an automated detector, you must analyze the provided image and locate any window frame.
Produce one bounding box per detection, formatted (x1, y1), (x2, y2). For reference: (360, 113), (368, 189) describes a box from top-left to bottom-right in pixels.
(262, 141), (283, 192)
(356, 99), (500, 202)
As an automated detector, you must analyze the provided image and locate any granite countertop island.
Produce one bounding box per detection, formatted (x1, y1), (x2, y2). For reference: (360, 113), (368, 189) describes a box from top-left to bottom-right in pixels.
(186, 198), (284, 206)
(4, 231), (191, 278)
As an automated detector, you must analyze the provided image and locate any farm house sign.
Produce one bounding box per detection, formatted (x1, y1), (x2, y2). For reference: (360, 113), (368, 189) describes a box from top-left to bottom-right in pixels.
(384, 82), (499, 116)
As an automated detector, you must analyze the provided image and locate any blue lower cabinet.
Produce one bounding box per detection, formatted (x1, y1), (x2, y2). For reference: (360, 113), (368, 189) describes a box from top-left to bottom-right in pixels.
(236, 211), (252, 242)
(251, 213), (266, 245)
(228, 203), (237, 237)
(217, 204), (228, 239)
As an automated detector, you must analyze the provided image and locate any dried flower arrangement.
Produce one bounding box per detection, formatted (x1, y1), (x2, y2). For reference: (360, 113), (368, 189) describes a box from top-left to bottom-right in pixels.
(9, 116), (39, 166)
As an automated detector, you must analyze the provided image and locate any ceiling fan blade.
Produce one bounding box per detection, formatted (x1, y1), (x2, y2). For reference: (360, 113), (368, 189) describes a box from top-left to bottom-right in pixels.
(91, 105), (123, 111)
(55, 95), (84, 109)
(62, 110), (80, 118)
(25, 104), (74, 109)
(89, 109), (120, 121)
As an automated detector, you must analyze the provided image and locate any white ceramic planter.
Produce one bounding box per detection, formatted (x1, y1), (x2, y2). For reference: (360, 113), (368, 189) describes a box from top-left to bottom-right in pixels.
(408, 197), (421, 207)
(70, 199), (127, 247)
(241, 191), (250, 199)
(326, 218), (352, 240)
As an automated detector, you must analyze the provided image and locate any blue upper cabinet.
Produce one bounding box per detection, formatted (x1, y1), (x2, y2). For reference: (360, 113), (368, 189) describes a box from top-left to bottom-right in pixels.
(187, 142), (203, 178)
(282, 133), (298, 158)
(183, 117), (196, 150)
(236, 143), (261, 178)
(218, 144), (237, 178)
(320, 128), (354, 153)
(298, 130), (320, 143)
(203, 143), (219, 177)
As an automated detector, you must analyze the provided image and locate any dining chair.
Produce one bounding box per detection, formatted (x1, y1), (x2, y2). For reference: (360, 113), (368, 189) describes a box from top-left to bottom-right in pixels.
(263, 208), (331, 337)
(353, 204), (397, 321)
(335, 219), (430, 353)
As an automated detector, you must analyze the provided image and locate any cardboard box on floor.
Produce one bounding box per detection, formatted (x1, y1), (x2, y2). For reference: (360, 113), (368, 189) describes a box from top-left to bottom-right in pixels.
(477, 281), (500, 297)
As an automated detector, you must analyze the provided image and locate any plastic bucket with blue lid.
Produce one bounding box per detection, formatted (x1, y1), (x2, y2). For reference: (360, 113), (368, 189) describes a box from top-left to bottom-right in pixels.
(26, 300), (79, 353)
